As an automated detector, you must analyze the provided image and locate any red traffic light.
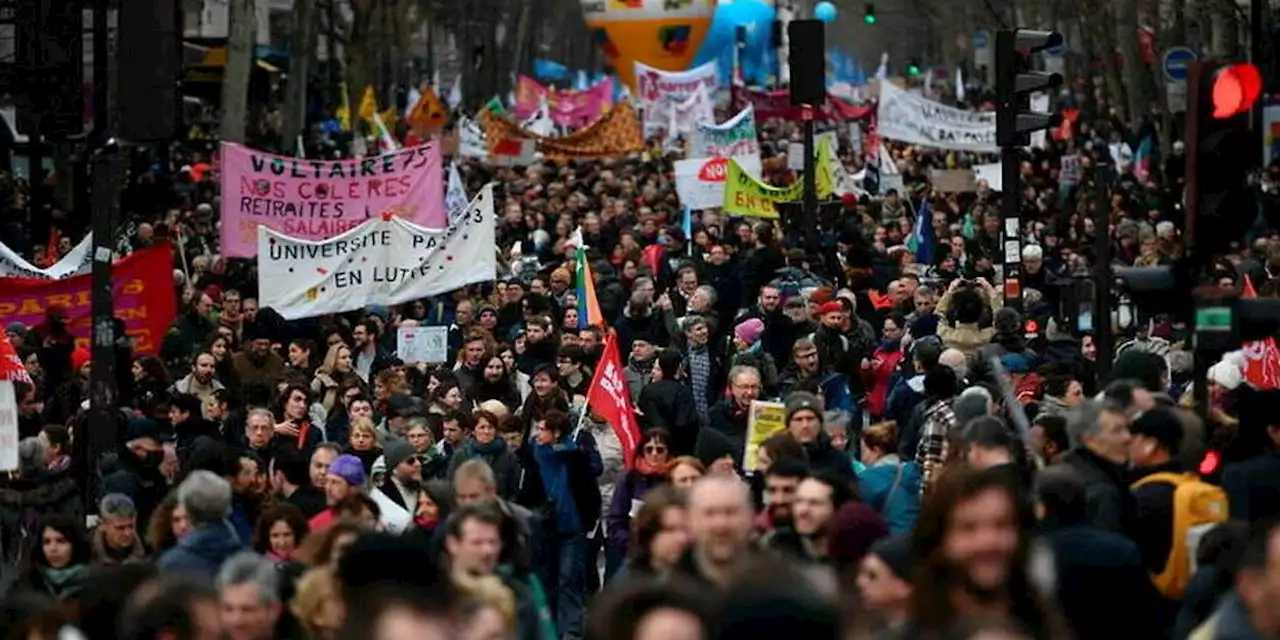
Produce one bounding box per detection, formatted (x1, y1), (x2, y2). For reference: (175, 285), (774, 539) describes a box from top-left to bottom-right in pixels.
(1211, 63), (1262, 119)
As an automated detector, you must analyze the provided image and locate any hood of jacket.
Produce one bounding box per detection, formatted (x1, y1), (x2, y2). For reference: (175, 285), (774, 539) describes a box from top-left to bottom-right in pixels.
(176, 521), (244, 561)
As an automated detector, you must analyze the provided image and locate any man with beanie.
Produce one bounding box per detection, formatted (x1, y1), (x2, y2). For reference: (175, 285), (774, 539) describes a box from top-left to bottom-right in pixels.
(784, 392), (856, 484)
(308, 454), (367, 531)
(913, 367), (959, 496)
(377, 438), (420, 516)
(232, 321), (284, 389)
(695, 427), (738, 474)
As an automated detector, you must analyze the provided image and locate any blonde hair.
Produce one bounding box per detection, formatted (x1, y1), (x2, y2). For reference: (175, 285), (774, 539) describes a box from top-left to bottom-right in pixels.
(455, 574), (517, 632)
(320, 343), (351, 374)
(291, 566), (345, 637)
(478, 399), (511, 423)
(348, 417), (380, 446)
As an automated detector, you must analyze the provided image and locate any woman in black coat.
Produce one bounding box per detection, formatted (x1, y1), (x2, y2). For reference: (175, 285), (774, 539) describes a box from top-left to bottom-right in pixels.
(13, 514), (92, 601)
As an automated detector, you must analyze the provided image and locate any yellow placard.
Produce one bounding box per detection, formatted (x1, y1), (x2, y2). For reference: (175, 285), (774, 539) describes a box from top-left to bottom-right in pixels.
(744, 400), (787, 472)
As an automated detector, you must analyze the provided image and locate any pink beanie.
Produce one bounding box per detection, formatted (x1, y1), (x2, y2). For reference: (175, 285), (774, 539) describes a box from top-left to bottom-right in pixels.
(735, 318), (765, 345)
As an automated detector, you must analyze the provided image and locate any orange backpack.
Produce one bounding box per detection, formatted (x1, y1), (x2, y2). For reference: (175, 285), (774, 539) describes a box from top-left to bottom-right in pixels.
(1130, 472), (1229, 600)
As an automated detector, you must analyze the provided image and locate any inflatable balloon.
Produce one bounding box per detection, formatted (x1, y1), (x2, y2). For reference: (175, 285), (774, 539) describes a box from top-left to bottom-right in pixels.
(814, 1), (837, 22)
(693, 0), (776, 84)
(580, 0), (718, 90)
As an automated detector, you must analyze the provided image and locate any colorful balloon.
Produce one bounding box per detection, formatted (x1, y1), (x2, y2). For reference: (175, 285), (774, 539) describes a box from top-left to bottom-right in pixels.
(814, 1), (837, 22)
(692, 0), (776, 84)
(580, 0), (718, 90)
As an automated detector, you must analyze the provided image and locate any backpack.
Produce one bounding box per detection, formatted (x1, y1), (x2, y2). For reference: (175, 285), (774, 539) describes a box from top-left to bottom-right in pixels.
(1130, 472), (1229, 600)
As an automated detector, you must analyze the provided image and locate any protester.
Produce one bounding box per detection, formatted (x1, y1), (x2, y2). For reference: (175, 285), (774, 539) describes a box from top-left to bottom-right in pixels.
(4, 46), (1278, 640)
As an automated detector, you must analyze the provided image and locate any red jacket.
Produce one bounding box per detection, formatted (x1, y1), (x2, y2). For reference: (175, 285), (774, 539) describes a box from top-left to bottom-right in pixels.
(864, 346), (904, 418)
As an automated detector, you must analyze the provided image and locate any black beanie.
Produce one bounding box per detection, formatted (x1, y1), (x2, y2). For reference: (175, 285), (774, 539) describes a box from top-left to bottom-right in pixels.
(695, 427), (736, 469)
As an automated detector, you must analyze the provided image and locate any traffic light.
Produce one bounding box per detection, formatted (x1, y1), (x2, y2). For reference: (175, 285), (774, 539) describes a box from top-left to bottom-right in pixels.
(1192, 61), (1262, 256)
(863, 3), (876, 24)
(994, 29), (1063, 147)
(907, 60), (921, 76)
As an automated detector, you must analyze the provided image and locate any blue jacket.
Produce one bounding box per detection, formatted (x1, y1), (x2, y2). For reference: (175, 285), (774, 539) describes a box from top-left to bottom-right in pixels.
(858, 455), (921, 534)
(532, 431), (602, 536)
(157, 521), (246, 579)
(777, 369), (855, 414)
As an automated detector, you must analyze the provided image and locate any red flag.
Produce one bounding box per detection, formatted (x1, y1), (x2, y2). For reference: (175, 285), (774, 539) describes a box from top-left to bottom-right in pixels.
(40, 227), (61, 268)
(586, 332), (642, 467)
(0, 334), (30, 385)
(1241, 275), (1280, 389)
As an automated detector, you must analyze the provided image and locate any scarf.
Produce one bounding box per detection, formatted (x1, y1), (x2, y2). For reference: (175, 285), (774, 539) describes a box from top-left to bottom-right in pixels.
(40, 564), (88, 593)
(267, 550), (293, 563)
(472, 437), (507, 457)
(414, 516), (438, 531)
(634, 457), (671, 477)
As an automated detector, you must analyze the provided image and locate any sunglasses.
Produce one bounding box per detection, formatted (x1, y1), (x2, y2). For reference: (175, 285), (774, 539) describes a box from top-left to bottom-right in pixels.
(644, 445), (668, 455)
(409, 456), (425, 465)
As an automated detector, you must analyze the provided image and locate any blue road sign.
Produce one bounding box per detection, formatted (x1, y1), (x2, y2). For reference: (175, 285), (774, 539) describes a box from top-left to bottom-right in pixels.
(1163, 47), (1197, 82)
(973, 30), (989, 48)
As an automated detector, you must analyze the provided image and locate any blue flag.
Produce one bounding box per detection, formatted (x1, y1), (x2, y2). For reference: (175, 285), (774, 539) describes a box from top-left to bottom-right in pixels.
(533, 59), (569, 81)
(913, 197), (935, 266)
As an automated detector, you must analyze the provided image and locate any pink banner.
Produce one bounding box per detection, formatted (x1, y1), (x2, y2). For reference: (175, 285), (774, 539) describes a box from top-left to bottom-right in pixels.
(218, 141), (446, 258)
(515, 76), (614, 129)
(731, 87), (873, 122)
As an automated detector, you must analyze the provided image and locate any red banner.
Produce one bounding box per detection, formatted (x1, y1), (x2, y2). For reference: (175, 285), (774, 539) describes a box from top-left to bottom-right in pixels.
(1242, 275), (1280, 389)
(0, 245), (177, 355)
(732, 87), (874, 122)
(586, 332), (642, 467)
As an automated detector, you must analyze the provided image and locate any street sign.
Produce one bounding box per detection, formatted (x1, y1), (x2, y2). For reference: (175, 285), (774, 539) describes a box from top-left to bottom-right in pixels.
(974, 30), (991, 67)
(1167, 81), (1187, 113)
(1163, 47), (1197, 82)
(1045, 37), (1066, 57)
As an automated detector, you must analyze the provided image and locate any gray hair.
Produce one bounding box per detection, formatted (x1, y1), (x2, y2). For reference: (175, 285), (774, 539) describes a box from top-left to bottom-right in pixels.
(177, 470), (233, 526)
(1064, 399), (1127, 449)
(215, 552), (281, 605)
(694, 285), (717, 306)
(824, 411), (852, 433)
(99, 493), (137, 520)
(727, 365), (761, 386)
(17, 437), (44, 472)
(454, 458), (497, 490)
(246, 407), (274, 425)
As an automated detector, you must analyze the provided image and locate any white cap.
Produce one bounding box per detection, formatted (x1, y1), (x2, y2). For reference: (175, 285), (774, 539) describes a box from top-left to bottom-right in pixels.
(1207, 360), (1243, 390)
(1022, 244), (1044, 261)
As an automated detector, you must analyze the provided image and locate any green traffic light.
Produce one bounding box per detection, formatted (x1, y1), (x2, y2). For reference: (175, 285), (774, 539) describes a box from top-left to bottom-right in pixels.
(863, 14), (877, 24)
(908, 65), (920, 75)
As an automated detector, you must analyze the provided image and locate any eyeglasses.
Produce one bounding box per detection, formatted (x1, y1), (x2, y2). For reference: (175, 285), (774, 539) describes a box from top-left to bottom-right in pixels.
(409, 456), (425, 465)
(644, 445), (668, 455)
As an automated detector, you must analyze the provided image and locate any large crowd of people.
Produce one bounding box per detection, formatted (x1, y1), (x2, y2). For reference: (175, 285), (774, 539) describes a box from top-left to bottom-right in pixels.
(0, 87), (1279, 640)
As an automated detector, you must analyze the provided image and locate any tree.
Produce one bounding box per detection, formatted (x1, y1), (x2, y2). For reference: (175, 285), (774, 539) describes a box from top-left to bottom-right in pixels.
(220, 0), (256, 143)
(282, 0), (317, 152)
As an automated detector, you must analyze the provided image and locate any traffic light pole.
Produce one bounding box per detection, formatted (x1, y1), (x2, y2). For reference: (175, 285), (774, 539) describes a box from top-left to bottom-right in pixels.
(1000, 145), (1022, 310)
(84, 0), (119, 513)
(802, 107), (819, 256)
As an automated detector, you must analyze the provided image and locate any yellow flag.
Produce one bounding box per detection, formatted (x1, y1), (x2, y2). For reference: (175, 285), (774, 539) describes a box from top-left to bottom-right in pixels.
(722, 150), (834, 219)
(337, 82), (352, 131)
(358, 85), (378, 123)
(379, 107), (399, 130)
(407, 87), (448, 130)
